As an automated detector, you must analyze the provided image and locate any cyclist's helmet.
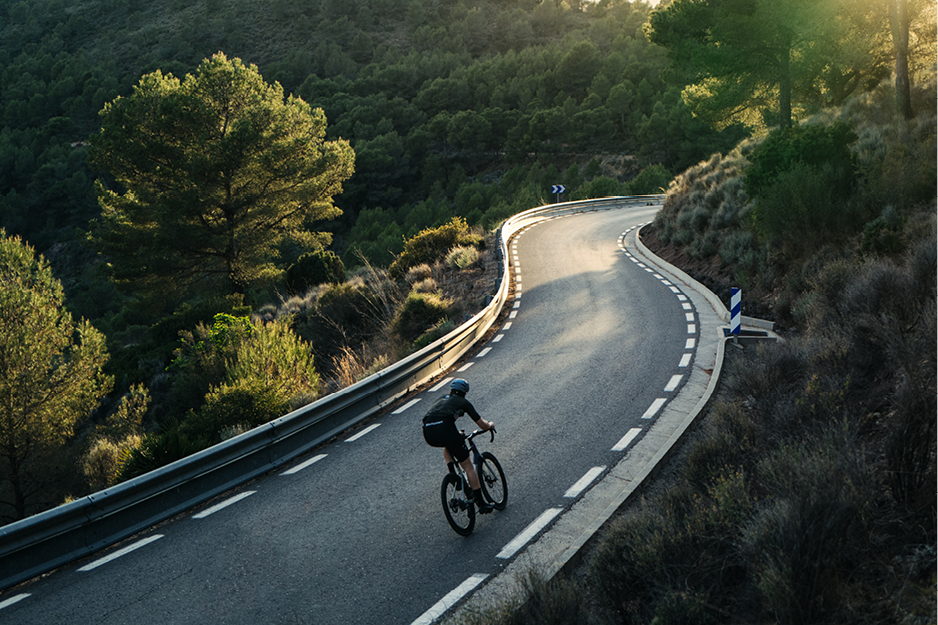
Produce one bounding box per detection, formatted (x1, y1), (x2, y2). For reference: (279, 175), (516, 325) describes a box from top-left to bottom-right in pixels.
(450, 378), (470, 395)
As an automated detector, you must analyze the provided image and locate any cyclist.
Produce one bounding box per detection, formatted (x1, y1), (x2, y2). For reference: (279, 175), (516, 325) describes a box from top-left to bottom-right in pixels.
(422, 378), (496, 514)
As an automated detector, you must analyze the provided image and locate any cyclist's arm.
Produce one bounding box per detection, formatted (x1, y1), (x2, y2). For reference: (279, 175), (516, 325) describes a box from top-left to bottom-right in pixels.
(463, 399), (494, 431)
(473, 417), (494, 431)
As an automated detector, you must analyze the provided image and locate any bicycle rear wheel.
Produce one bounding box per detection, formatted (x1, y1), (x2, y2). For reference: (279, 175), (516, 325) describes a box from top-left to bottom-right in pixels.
(477, 452), (507, 510)
(441, 473), (475, 535)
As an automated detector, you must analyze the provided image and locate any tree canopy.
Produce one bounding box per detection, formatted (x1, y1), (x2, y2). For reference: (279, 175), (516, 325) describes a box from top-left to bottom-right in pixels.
(645, 0), (933, 129)
(0, 230), (111, 521)
(88, 53), (355, 306)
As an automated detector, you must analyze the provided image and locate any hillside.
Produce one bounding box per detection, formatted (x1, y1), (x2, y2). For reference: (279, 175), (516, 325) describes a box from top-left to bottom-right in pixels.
(458, 77), (937, 625)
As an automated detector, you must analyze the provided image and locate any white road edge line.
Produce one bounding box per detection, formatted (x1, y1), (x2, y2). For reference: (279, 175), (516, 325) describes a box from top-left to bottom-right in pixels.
(0, 593), (31, 610)
(612, 427), (642, 451)
(496, 508), (563, 559)
(345, 423), (382, 443)
(564, 466), (606, 498)
(679, 353), (693, 368)
(78, 534), (164, 571)
(193, 491), (257, 519)
(281, 454), (327, 476)
(477, 347), (492, 358)
(410, 574), (489, 625)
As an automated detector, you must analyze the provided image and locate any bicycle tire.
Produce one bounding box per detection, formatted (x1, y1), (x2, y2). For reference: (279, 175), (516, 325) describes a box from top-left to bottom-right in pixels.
(441, 472), (475, 535)
(477, 452), (507, 510)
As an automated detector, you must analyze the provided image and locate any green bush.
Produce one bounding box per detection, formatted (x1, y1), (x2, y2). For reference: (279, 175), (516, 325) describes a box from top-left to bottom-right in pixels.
(82, 434), (142, 491)
(392, 290), (454, 344)
(626, 163), (671, 195)
(286, 249), (345, 294)
(742, 432), (874, 625)
(117, 320), (319, 478)
(412, 318), (455, 350)
(445, 244), (480, 269)
(292, 278), (394, 367)
(745, 122), (858, 200)
(116, 421), (210, 480)
(577, 175), (625, 199)
(388, 217), (483, 278)
(750, 161), (863, 254)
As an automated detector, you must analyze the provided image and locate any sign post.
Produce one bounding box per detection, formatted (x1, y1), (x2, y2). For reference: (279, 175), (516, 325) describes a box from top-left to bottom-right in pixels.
(730, 287), (741, 344)
(550, 184), (565, 203)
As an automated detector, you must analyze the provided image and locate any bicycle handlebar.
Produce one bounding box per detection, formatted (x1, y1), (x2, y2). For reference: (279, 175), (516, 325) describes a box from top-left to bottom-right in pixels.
(465, 427), (496, 442)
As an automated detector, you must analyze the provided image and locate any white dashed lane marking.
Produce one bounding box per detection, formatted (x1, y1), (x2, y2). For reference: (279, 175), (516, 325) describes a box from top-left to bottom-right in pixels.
(564, 467), (605, 498)
(345, 423), (381, 443)
(392, 398), (422, 414)
(281, 454), (327, 476)
(642, 398), (667, 419)
(496, 508), (563, 559)
(612, 428), (642, 451)
(664, 375), (684, 392)
(192, 491), (256, 519)
(78, 535), (165, 571)
(0, 594), (31, 610)
(410, 574), (489, 625)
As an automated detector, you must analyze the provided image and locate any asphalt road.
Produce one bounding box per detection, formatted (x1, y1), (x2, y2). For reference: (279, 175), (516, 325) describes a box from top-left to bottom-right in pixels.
(0, 204), (693, 624)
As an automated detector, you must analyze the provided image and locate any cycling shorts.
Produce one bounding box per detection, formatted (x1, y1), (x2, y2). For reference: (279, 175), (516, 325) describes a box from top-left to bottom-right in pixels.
(422, 421), (469, 463)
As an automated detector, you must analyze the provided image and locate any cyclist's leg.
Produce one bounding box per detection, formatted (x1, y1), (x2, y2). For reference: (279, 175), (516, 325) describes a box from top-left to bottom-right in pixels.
(459, 456), (481, 490)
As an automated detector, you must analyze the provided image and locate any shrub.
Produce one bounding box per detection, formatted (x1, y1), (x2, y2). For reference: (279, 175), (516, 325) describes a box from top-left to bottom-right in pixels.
(404, 263), (433, 284)
(460, 571), (594, 625)
(750, 161), (863, 255)
(82, 434), (142, 491)
(412, 318), (455, 350)
(391, 290), (453, 344)
(389, 217), (483, 278)
(118, 320), (319, 478)
(742, 431), (874, 625)
(291, 276), (399, 370)
(167, 313), (255, 414)
(286, 249), (345, 294)
(578, 175), (624, 199)
(445, 244), (480, 269)
(745, 122), (858, 200)
(626, 162), (671, 195)
(116, 421), (210, 480)
(195, 382), (286, 437)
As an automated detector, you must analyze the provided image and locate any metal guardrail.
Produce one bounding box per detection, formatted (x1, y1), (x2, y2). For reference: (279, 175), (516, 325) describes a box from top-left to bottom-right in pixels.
(0, 195), (664, 591)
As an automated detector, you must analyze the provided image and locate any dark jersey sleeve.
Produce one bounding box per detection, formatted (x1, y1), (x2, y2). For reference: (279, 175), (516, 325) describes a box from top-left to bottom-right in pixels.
(452, 396), (483, 422)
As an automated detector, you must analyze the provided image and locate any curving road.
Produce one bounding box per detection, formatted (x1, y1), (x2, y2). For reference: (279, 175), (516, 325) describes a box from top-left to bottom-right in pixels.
(0, 204), (702, 624)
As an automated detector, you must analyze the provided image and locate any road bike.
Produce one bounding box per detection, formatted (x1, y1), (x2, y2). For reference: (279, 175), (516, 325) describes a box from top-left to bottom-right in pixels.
(441, 429), (507, 536)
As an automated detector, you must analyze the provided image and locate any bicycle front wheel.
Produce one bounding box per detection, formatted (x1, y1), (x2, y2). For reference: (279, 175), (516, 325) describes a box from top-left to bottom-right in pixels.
(441, 473), (475, 536)
(477, 452), (507, 510)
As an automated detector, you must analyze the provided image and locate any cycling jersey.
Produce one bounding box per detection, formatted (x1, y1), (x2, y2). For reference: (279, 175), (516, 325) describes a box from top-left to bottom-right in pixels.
(422, 394), (482, 462)
(422, 394), (482, 427)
